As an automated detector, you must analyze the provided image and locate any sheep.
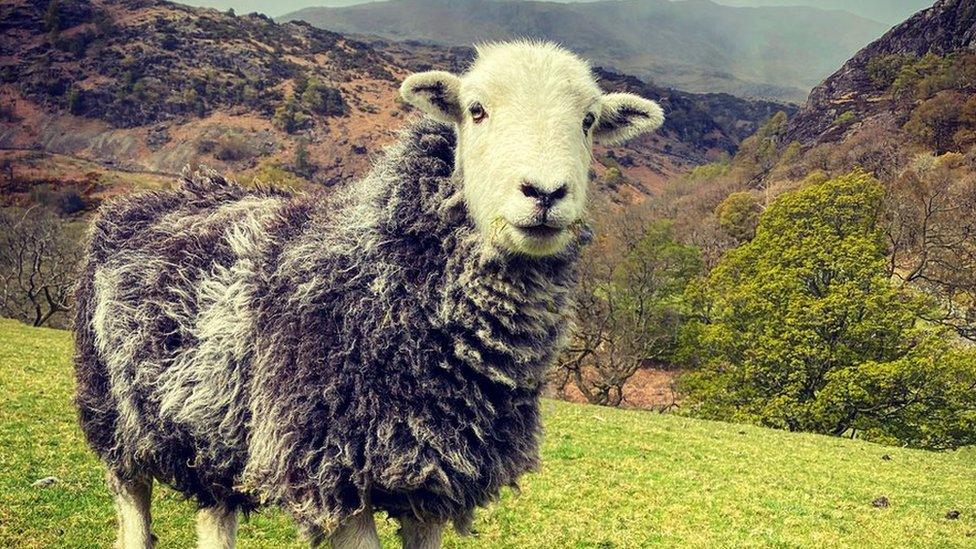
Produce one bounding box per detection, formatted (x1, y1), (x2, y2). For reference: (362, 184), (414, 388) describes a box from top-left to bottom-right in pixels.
(73, 40), (664, 549)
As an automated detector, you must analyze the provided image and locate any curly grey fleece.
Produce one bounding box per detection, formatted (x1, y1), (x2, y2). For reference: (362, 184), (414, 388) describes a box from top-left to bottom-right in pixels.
(73, 119), (583, 536)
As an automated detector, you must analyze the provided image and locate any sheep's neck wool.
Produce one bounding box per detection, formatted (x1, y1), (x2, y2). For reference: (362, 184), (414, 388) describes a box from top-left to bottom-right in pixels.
(74, 119), (584, 536)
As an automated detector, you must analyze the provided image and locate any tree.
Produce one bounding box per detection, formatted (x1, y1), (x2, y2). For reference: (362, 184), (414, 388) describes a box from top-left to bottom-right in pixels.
(679, 172), (976, 449)
(884, 153), (976, 342)
(952, 95), (976, 150)
(0, 207), (83, 328)
(714, 191), (760, 243)
(552, 215), (701, 407)
(740, 111), (789, 173)
(903, 90), (966, 154)
(602, 166), (625, 190)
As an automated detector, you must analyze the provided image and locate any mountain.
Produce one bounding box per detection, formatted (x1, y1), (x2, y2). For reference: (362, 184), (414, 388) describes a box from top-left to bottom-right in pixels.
(785, 0), (976, 145)
(280, 0), (887, 101)
(0, 0), (789, 212)
(174, 0), (369, 17)
(711, 0), (933, 27)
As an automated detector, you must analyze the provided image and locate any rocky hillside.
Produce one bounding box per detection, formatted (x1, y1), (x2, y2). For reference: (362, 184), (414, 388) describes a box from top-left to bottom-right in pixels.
(0, 0), (404, 190)
(0, 0), (790, 209)
(281, 0), (886, 102)
(785, 0), (976, 144)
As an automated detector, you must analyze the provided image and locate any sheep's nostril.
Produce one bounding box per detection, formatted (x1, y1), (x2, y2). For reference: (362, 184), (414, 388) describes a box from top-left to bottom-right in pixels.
(551, 184), (568, 201)
(521, 182), (541, 199)
(522, 182), (569, 210)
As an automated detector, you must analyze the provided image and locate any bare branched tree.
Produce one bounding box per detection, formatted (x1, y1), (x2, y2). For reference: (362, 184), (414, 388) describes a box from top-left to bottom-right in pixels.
(884, 153), (976, 341)
(0, 207), (84, 328)
(550, 203), (700, 407)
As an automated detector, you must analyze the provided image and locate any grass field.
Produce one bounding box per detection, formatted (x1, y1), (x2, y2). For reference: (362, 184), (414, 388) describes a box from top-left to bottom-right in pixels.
(1, 318), (974, 548)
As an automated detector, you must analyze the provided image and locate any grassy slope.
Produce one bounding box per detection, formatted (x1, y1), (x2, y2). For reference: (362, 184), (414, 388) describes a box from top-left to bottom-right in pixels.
(0, 318), (973, 548)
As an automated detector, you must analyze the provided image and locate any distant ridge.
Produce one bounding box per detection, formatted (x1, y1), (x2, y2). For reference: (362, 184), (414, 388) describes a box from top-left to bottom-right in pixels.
(280, 0), (886, 101)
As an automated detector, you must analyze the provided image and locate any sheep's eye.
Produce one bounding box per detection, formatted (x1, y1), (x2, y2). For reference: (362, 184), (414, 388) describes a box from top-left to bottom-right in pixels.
(582, 112), (596, 133)
(469, 102), (487, 123)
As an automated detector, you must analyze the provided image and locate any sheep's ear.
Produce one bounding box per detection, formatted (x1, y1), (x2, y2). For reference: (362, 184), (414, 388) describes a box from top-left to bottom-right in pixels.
(593, 93), (664, 146)
(400, 71), (462, 124)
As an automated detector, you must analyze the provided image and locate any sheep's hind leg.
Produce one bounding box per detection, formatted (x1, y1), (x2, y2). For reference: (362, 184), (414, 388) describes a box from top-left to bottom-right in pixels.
(107, 470), (154, 549)
(196, 504), (238, 548)
(328, 507), (381, 549)
(397, 517), (444, 549)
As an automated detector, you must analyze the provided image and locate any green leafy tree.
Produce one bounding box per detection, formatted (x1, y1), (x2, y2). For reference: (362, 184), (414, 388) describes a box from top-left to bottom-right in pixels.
(679, 172), (976, 449)
(737, 111), (788, 172)
(714, 191), (760, 242)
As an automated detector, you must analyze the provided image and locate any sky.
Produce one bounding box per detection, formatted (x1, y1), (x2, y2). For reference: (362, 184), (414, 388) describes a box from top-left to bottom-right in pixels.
(175, 0), (934, 25)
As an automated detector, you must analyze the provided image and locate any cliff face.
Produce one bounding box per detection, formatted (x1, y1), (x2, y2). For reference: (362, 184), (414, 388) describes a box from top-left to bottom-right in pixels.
(786, 0), (976, 144)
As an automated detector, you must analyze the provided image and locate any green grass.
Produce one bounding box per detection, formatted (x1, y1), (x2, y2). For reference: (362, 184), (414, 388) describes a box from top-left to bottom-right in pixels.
(1, 318), (974, 548)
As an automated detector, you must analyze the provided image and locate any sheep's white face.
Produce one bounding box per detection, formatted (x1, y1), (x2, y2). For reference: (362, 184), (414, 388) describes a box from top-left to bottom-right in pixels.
(401, 42), (664, 256)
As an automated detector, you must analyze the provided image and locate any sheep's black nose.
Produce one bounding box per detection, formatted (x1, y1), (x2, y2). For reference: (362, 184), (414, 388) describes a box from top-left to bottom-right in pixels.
(521, 182), (568, 210)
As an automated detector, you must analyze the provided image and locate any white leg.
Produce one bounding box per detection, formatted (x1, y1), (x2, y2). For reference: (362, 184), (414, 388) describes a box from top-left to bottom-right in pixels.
(398, 517), (444, 549)
(329, 507), (381, 549)
(197, 505), (238, 549)
(107, 470), (153, 549)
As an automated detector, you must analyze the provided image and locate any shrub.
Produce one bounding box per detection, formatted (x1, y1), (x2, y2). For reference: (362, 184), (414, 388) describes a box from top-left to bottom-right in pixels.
(292, 140), (315, 177)
(44, 0), (63, 35)
(603, 167), (625, 190)
(274, 94), (308, 133)
(301, 78), (346, 117)
(213, 135), (255, 162)
(866, 54), (914, 89)
(53, 189), (87, 215)
(678, 172), (976, 449)
(67, 87), (83, 115)
(831, 111), (855, 127)
(904, 90), (967, 154)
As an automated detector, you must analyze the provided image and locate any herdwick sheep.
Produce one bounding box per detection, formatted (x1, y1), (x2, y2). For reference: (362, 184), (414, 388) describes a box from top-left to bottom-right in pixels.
(74, 40), (664, 548)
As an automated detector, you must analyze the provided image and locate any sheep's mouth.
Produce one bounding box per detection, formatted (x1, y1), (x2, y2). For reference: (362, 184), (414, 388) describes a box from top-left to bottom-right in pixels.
(515, 223), (565, 239)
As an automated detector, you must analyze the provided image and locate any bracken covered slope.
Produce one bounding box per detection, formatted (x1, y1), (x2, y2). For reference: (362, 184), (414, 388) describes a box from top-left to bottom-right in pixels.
(0, 0), (789, 206)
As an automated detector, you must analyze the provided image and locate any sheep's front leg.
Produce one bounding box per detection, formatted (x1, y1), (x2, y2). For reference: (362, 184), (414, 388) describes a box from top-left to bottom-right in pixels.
(107, 470), (154, 549)
(397, 517), (444, 549)
(196, 504), (238, 548)
(328, 508), (381, 549)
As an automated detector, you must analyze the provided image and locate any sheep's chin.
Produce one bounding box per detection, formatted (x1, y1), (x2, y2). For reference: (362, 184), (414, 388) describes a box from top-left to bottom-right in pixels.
(491, 221), (573, 257)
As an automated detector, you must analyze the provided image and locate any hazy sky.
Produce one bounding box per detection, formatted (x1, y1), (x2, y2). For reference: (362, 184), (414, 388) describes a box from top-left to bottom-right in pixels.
(175, 0), (933, 24)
